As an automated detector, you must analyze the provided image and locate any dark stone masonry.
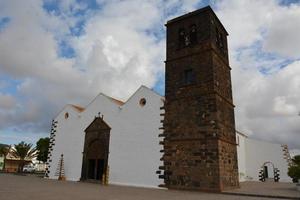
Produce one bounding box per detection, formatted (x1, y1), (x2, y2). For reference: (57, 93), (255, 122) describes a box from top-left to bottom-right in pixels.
(160, 6), (239, 191)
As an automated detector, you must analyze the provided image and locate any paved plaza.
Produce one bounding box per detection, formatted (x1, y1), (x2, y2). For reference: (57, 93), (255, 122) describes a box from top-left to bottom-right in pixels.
(0, 174), (299, 200)
(225, 180), (300, 199)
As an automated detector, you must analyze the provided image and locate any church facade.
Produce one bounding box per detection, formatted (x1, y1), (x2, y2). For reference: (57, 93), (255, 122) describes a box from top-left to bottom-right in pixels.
(44, 86), (292, 188)
(45, 6), (292, 191)
(45, 86), (164, 187)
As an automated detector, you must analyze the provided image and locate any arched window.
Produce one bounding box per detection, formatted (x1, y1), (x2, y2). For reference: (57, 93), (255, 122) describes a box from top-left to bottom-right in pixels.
(184, 69), (195, 85)
(215, 27), (220, 46)
(215, 27), (225, 50)
(178, 28), (186, 48)
(190, 24), (197, 44)
(219, 33), (224, 49)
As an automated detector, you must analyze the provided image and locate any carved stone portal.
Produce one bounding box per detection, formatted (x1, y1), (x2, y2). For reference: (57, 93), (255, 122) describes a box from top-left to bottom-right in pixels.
(81, 117), (110, 183)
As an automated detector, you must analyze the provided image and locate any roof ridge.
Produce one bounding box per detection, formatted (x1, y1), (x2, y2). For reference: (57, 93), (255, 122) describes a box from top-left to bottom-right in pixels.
(68, 104), (85, 112)
(100, 93), (125, 106)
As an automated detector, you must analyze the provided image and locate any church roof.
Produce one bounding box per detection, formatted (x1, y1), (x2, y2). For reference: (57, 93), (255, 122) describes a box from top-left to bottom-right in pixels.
(70, 104), (85, 112)
(59, 85), (162, 117)
(101, 94), (125, 106)
(66, 94), (125, 114)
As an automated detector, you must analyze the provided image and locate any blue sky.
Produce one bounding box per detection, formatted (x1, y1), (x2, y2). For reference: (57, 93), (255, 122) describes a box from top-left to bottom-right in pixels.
(0, 0), (300, 155)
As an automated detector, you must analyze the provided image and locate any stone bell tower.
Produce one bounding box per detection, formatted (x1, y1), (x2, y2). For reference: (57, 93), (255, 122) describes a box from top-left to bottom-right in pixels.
(160, 6), (239, 191)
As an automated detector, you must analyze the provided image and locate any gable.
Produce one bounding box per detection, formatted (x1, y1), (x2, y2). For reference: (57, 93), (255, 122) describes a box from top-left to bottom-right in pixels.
(84, 117), (111, 132)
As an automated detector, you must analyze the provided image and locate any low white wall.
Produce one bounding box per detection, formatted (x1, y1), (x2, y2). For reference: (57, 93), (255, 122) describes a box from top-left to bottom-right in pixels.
(244, 138), (291, 182)
(236, 133), (247, 182)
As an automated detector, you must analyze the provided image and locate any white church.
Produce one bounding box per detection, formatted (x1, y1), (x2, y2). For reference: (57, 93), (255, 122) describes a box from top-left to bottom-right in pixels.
(45, 85), (292, 187)
(45, 6), (293, 188)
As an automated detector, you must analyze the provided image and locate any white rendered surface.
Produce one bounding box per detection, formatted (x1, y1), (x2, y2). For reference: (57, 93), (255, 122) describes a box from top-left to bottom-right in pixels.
(48, 86), (292, 186)
(48, 86), (164, 187)
(236, 132), (247, 182)
(236, 132), (291, 182)
(244, 138), (291, 182)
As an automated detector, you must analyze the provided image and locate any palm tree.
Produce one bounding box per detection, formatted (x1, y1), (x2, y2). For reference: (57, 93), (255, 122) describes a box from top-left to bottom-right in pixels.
(11, 142), (37, 172)
(0, 145), (10, 171)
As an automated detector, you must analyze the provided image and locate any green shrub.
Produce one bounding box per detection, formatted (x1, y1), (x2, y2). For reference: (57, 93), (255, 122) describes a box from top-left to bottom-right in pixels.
(288, 155), (300, 183)
(288, 166), (300, 182)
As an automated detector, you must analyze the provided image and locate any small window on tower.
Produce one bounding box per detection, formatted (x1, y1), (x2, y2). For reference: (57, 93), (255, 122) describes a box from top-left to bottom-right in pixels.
(184, 69), (195, 85)
(190, 24), (197, 44)
(215, 27), (220, 45)
(219, 34), (224, 49)
(178, 28), (186, 48)
(215, 27), (225, 50)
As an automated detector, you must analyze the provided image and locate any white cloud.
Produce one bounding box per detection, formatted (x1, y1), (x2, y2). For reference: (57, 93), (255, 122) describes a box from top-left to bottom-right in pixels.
(216, 0), (277, 50)
(0, 80), (8, 89)
(232, 52), (300, 149)
(215, 0), (300, 150)
(0, 0), (199, 136)
(263, 4), (300, 58)
(0, 93), (16, 111)
(71, 4), (165, 99)
(216, 0), (300, 60)
(0, 0), (299, 153)
(273, 96), (298, 116)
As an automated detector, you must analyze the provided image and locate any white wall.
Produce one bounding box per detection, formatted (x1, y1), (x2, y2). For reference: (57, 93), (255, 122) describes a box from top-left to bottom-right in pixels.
(48, 85), (292, 186)
(237, 132), (292, 183)
(48, 105), (86, 181)
(48, 86), (164, 187)
(244, 138), (291, 182)
(108, 86), (164, 187)
(236, 133), (247, 182)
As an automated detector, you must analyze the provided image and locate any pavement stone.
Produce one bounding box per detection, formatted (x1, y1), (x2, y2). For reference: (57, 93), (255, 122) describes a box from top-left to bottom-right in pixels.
(0, 174), (298, 200)
(224, 180), (300, 199)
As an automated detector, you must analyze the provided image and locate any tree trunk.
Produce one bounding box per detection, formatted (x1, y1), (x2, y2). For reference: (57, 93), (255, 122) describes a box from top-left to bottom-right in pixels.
(19, 160), (25, 173)
(3, 157), (6, 172)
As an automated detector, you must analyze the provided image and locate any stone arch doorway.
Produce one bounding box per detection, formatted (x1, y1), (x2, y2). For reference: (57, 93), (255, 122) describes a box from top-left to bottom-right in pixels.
(81, 117), (110, 183)
(262, 161), (275, 179)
